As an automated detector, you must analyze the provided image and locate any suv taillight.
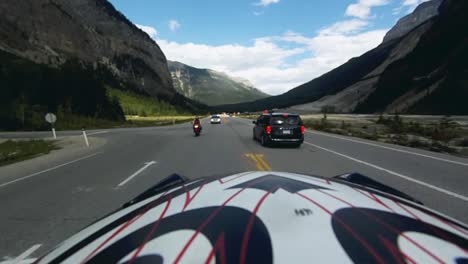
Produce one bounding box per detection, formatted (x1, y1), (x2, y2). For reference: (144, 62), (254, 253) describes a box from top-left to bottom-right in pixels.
(300, 125), (305, 134)
(266, 125), (272, 134)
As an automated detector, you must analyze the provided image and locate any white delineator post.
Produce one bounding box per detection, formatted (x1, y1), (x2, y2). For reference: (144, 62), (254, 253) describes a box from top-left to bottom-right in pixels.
(45, 113), (57, 139)
(82, 129), (89, 147)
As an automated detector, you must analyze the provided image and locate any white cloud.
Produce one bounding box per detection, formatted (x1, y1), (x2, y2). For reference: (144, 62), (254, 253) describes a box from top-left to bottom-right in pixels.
(157, 38), (304, 73)
(345, 0), (390, 19)
(168, 20), (181, 32)
(135, 0), (389, 95)
(401, 0), (430, 13)
(153, 23), (387, 95)
(392, 0), (430, 15)
(135, 24), (158, 38)
(319, 19), (369, 35)
(254, 0), (280, 7)
(253, 11), (265, 16)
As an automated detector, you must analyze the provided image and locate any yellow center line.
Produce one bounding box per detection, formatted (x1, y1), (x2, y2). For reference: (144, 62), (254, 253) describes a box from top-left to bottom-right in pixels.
(255, 154), (272, 171)
(245, 154), (265, 170)
(244, 153), (272, 171)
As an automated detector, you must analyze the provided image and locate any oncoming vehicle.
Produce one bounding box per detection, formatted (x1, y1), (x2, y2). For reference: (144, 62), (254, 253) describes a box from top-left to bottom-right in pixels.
(210, 115), (221, 124)
(35, 171), (468, 263)
(253, 112), (305, 147)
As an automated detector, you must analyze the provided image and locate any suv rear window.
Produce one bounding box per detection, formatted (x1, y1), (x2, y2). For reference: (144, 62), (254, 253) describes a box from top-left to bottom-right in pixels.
(270, 116), (301, 125)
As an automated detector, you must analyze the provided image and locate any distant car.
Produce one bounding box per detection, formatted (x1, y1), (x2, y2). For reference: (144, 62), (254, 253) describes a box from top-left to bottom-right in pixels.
(253, 112), (304, 147)
(210, 115), (221, 124)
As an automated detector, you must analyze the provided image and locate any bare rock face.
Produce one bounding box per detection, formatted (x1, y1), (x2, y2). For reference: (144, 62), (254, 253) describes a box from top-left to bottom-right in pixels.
(286, 0), (449, 114)
(383, 0), (443, 43)
(168, 60), (268, 106)
(287, 21), (434, 114)
(0, 0), (174, 98)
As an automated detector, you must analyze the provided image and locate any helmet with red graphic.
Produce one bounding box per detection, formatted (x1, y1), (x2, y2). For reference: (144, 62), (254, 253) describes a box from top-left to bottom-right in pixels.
(37, 172), (468, 263)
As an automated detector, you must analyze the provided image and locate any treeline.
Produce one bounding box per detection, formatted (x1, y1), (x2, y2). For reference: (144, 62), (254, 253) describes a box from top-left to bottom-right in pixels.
(0, 50), (125, 130)
(107, 87), (190, 116)
(0, 50), (202, 131)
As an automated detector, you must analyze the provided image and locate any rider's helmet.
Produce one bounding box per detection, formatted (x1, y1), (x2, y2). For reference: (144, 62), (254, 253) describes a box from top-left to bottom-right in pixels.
(36, 171), (468, 263)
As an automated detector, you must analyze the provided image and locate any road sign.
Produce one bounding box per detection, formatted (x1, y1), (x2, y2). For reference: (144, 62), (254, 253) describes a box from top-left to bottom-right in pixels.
(45, 113), (57, 124)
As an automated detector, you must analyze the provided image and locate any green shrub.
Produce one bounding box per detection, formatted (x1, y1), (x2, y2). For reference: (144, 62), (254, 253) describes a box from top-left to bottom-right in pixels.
(106, 87), (189, 117)
(430, 141), (456, 153)
(0, 140), (58, 166)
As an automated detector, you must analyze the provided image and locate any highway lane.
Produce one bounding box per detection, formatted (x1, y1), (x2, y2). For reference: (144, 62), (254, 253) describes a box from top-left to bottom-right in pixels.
(0, 116), (467, 260)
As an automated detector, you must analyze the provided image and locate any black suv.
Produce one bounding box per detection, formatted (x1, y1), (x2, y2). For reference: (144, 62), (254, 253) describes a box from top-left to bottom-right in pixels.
(253, 113), (305, 147)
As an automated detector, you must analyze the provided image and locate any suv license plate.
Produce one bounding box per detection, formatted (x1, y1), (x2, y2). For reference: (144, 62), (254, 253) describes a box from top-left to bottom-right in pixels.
(283, 130), (291, 135)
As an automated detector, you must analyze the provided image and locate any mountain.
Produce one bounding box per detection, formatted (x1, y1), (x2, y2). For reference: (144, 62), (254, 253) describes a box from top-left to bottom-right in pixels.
(383, 0), (443, 43)
(354, 0), (467, 114)
(0, 0), (203, 130)
(216, 0), (467, 115)
(168, 61), (269, 106)
(0, 0), (174, 98)
(214, 38), (399, 112)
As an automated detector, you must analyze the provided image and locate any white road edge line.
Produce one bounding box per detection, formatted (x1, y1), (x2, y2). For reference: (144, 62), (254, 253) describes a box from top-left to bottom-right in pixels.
(87, 130), (109, 136)
(307, 130), (468, 167)
(118, 161), (157, 187)
(11, 244), (41, 264)
(304, 141), (468, 202)
(0, 258), (37, 264)
(0, 152), (102, 189)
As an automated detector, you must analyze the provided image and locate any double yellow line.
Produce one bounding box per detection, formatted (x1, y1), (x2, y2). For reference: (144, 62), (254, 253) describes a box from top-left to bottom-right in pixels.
(245, 154), (272, 171)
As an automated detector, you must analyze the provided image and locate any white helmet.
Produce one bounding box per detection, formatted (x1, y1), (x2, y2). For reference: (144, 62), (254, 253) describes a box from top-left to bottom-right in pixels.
(37, 171), (468, 263)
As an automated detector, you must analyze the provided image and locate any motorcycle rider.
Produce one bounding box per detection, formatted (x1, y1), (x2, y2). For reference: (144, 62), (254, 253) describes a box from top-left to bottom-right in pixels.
(193, 117), (201, 127)
(193, 117), (202, 135)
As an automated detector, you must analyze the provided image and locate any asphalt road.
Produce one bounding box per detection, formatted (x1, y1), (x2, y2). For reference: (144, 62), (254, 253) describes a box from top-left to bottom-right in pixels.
(1, 116), (467, 261)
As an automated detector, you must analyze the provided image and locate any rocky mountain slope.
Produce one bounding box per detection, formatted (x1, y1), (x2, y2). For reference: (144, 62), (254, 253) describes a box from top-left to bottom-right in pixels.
(0, 0), (174, 99)
(214, 38), (399, 112)
(217, 0), (467, 115)
(383, 0), (443, 43)
(291, 0), (467, 115)
(168, 61), (269, 106)
(0, 0), (204, 130)
(355, 0), (467, 114)
(288, 18), (436, 113)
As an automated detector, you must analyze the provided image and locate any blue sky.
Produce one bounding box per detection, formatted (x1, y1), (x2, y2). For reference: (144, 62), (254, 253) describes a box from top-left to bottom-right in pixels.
(109, 0), (428, 95)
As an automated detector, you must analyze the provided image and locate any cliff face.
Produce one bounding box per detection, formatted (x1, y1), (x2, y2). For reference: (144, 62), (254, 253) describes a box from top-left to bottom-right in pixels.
(288, 0), (468, 115)
(383, 0), (443, 43)
(238, 0), (467, 115)
(287, 20), (434, 113)
(356, 0), (468, 114)
(0, 0), (174, 98)
(168, 61), (269, 106)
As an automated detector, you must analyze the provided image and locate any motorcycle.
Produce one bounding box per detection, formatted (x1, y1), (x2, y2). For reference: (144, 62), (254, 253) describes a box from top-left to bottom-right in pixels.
(193, 123), (202, 136)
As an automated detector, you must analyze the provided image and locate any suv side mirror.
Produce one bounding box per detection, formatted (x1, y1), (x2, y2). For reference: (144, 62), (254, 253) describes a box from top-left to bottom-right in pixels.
(252, 120), (256, 124)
